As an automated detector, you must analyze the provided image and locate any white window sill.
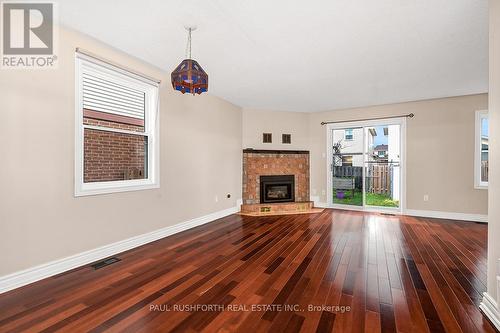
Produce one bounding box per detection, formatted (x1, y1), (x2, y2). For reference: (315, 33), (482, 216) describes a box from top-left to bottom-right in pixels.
(75, 180), (159, 197)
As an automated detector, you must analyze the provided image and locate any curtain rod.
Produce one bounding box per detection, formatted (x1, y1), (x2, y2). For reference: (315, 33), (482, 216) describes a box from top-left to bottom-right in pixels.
(321, 113), (414, 125)
(75, 47), (162, 85)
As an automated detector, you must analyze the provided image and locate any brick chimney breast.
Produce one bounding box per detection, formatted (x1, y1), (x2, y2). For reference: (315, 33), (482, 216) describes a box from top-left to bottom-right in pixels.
(242, 149), (310, 205)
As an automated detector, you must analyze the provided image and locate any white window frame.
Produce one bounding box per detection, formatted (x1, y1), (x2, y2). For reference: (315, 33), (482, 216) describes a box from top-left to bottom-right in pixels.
(74, 53), (160, 196)
(474, 110), (488, 189)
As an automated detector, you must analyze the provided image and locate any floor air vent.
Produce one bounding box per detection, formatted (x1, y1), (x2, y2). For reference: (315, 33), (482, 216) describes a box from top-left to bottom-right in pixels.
(91, 257), (121, 270)
(381, 213), (396, 216)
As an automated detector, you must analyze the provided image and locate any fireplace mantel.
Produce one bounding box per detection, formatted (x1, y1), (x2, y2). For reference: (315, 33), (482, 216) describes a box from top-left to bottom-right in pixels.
(243, 148), (309, 155)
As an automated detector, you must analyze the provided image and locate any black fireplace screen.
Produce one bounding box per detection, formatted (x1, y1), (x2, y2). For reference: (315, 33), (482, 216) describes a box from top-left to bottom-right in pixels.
(260, 175), (295, 203)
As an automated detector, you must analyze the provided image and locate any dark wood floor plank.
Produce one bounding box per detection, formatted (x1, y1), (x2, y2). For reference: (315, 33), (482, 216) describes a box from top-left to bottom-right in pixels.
(411, 220), (495, 333)
(316, 310), (335, 333)
(428, 221), (487, 287)
(264, 216), (335, 330)
(364, 310), (381, 333)
(389, 230), (430, 332)
(0, 210), (494, 333)
(401, 218), (464, 332)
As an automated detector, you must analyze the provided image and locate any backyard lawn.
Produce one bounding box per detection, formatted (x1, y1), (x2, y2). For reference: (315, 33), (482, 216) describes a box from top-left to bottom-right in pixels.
(333, 190), (399, 207)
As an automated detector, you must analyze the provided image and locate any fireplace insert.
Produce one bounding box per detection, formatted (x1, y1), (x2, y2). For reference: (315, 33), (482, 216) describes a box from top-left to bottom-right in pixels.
(260, 175), (295, 203)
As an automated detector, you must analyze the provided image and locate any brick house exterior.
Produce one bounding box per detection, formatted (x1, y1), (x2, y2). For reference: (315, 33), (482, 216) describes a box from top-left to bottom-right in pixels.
(83, 110), (146, 183)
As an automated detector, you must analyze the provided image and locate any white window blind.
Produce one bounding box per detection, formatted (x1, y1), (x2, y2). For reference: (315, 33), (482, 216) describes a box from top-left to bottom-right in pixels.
(82, 71), (145, 120)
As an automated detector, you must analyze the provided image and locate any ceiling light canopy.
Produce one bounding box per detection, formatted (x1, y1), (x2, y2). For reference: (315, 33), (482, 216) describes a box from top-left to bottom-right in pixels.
(171, 26), (208, 95)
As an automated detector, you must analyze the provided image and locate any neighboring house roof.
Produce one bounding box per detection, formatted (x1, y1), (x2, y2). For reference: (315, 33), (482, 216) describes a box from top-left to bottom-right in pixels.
(374, 144), (388, 151)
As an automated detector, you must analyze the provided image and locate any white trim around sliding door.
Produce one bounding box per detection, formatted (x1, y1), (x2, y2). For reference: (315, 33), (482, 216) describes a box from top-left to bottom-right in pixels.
(325, 117), (407, 214)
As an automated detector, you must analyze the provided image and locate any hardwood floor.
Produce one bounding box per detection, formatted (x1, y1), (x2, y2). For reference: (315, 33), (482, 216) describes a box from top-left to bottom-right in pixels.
(0, 209), (495, 332)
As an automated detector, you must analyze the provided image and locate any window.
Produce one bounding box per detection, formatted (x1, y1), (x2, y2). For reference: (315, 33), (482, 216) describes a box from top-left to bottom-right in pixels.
(75, 53), (160, 196)
(345, 129), (353, 140)
(475, 110), (488, 189)
(282, 133), (291, 144)
(342, 155), (353, 166)
(263, 133), (272, 143)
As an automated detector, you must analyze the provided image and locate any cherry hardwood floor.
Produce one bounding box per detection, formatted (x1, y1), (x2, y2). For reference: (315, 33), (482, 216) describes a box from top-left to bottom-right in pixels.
(0, 209), (495, 332)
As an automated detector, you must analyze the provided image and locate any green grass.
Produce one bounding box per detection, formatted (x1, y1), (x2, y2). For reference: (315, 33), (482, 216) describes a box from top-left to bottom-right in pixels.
(333, 190), (399, 207)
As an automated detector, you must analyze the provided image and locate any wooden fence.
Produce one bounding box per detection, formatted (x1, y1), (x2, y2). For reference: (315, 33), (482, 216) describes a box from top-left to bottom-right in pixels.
(333, 166), (362, 189)
(333, 165), (393, 195)
(366, 164), (392, 195)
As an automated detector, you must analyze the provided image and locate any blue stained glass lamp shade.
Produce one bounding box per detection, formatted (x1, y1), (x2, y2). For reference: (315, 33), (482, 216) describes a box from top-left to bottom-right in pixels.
(171, 59), (208, 95)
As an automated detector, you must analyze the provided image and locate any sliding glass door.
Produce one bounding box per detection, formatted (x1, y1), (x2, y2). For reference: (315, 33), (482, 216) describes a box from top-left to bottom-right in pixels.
(363, 125), (401, 209)
(327, 118), (404, 212)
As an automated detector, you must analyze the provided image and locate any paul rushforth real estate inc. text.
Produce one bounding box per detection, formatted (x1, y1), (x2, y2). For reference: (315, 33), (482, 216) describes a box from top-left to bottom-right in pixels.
(149, 303), (352, 313)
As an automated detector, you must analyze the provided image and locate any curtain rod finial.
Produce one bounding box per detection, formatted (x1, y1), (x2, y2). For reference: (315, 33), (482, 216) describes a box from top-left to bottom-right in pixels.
(408, 113), (414, 118)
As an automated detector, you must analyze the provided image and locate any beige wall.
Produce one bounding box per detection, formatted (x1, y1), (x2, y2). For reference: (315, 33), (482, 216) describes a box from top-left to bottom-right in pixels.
(242, 109), (309, 150)
(487, 0), (500, 301)
(309, 95), (488, 214)
(0, 28), (242, 276)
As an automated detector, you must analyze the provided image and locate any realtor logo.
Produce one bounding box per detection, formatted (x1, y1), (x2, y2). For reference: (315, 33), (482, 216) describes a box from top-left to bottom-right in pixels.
(1, 1), (58, 68)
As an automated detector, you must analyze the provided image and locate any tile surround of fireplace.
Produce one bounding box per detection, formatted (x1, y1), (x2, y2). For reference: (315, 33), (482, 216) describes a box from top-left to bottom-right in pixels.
(242, 149), (310, 205)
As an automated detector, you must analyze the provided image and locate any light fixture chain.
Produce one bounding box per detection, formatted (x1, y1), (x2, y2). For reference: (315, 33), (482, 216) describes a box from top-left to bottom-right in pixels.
(184, 28), (193, 59)
(188, 28), (192, 59)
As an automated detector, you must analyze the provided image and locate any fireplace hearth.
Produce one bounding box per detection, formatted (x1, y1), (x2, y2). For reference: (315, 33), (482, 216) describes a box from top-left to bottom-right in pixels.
(260, 175), (295, 203)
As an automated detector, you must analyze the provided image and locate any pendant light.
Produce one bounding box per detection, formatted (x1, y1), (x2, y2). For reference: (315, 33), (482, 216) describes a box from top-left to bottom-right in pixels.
(171, 26), (208, 95)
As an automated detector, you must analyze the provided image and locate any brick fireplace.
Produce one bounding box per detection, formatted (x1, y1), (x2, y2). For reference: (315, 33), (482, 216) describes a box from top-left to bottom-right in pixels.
(242, 149), (312, 214)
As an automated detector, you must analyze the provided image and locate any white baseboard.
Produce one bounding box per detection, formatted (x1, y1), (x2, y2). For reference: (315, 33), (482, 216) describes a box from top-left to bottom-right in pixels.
(311, 196), (328, 208)
(480, 292), (500, 330)
(308, 203), (487, 223)
(0, 204), (240, 294)
(404, 209), (488, 223)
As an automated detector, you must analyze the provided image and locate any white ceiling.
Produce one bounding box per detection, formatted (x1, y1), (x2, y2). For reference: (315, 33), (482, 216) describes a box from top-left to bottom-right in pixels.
(60, 0), (488, 112)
